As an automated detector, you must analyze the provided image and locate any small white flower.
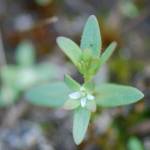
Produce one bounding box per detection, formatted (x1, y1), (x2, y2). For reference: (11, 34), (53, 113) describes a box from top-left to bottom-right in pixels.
(87, 94), (95, 100)
(68, 87), (95, 109)
(80, 97), (87, 107)
(69, 92), (81, 99)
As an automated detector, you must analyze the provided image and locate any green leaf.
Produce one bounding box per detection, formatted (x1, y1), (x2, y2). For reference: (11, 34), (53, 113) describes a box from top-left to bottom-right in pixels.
(80, 15), (101, 56)
(15, 40), (35, 67)
(99, 42), (117, 66)
(88, 42), (117, 75)
(56, 37), (82, 66)
(95, 84), (144, 107)
(63, 99), (80, 110)
(127, 137), (144, 150)
(25, 82), (71, 108)
(73, 107), (91, 145)
(64, 74), (80, 90)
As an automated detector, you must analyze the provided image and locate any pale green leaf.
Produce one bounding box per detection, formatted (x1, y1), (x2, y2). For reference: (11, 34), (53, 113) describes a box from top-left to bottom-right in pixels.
(56, 37), (82, 66)
(15, 40), (35, 67)
(89, 42), (117, 75)
(25, 82), (71, 108)
(80, 15), (101, 56)
(99, 42), (117, 66)
(64, 74), (80, 90)
(63, 99), (80, 110)
(95, 84), (144, 107)
(73, 107), (91, 145)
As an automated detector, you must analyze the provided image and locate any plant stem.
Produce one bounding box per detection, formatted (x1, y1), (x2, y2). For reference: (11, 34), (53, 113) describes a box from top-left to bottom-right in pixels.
(84, 75), (88, 83)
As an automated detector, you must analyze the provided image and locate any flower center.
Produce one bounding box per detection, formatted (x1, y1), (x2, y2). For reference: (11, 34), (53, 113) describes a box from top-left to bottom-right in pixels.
(68, 87), (95, 107)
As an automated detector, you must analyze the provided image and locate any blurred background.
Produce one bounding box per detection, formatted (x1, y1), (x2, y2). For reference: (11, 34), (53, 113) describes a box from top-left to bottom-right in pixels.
(0, 0), (150, 149)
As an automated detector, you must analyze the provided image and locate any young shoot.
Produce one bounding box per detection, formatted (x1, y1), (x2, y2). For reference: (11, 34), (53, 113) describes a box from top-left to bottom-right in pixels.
(26, 15), (144, 145)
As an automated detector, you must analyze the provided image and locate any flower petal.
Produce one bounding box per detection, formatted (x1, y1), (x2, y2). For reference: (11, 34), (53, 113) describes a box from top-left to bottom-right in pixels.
(80, 97), (87, 107)
(69, 92), (81, 99)
(87, 94), (95, 100)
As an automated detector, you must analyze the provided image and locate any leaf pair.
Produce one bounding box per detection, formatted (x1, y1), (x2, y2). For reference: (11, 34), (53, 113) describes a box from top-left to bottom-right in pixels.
(25, 74), (144, 145)
(56, 15), (101, 66)
(0, 41), (58, 107)
(57, 16), (117, 80)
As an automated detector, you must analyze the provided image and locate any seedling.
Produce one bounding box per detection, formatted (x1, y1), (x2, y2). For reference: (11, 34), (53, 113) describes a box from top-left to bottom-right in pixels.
(0, 40), (57, 106)
(26, 15), (144, 145)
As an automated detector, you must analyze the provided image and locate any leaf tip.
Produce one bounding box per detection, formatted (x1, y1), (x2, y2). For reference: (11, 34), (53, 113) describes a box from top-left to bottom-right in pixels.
(112, 41), (117, 48)
(132, 87), (144, 101)
(56, 36), (64, 44)
(73, 135), (83, 145)
(88, 15), (97, 21)
(87, 15), (99, 27)
(137, 89), (144, 99)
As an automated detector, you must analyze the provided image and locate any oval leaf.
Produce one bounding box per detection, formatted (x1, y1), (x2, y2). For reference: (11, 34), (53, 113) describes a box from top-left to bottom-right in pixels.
(80, 15), (101, 56)
(25, 82), (71, 108)
(95, 84), (144, 107)
(73, 107), (91, 145)
(56, 37), (82, 66)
